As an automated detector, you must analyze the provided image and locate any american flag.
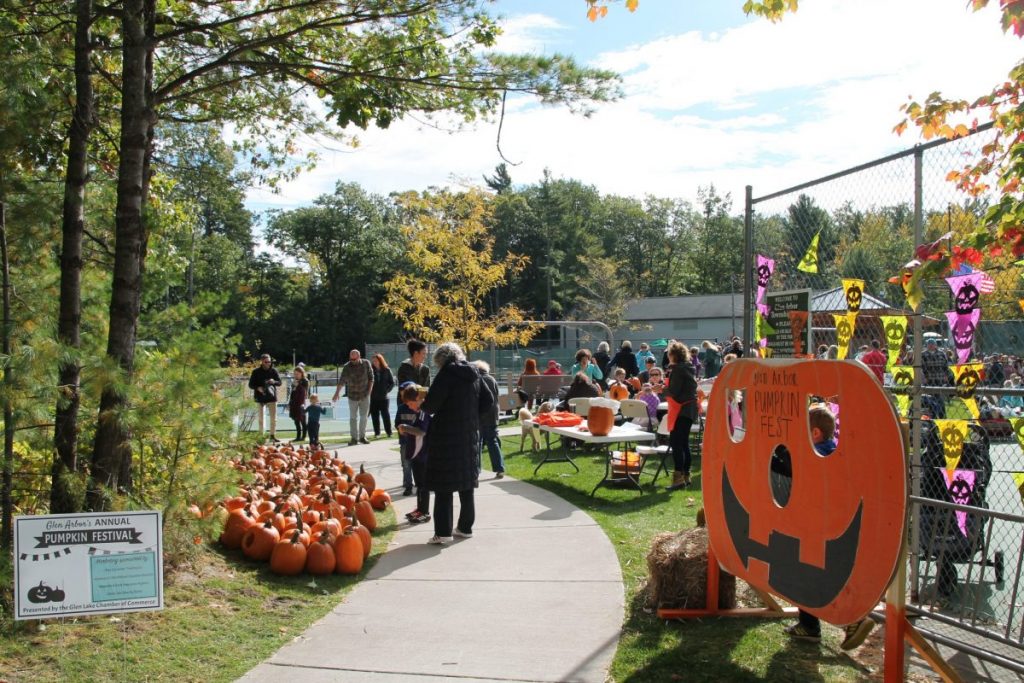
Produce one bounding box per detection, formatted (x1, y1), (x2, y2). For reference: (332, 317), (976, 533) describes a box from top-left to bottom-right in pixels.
(977, 269), (996, 294)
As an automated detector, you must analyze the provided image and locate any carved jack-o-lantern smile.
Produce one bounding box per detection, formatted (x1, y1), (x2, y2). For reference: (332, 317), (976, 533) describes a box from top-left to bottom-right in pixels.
(884, 319), (905, 347)
(954, 283), (980, 315)
(941, 424), (966, 453)
(949, 476), (974, 506)
(757, 264), (772, 288)
(703, 359), (906, 625)
(952, 317), (976, 350)
(955, 368), (981, 400)
(845, 285), (863, 312)
(836, 318), (853, 346)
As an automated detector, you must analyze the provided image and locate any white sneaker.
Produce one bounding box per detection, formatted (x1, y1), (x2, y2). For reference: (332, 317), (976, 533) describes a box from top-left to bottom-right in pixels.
(453, 529), (473, 538)
(427, 535), (453, 545)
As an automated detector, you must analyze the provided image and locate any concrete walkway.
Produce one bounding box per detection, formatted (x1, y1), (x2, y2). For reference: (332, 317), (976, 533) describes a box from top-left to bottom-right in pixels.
(239, 430), (625, 683)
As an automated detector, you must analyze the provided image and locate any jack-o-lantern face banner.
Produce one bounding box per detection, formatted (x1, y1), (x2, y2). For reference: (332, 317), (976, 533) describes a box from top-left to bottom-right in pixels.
(788, 310), (809, 356)
(946, 310), (981, 365)
(842, 278), (865, 314)
(943, 468), (976, 537)
(833, 313), (857, 360)
(797, 231), (820, 274)
(951, 363), (984, 419)
(756, 254), (775, 308)
(879, 315), (907, 371)
(946, 272), (983, 315)
(934, 419), (969, 478)
(703, 359), (907, 625)
(888, 362), (913, 417)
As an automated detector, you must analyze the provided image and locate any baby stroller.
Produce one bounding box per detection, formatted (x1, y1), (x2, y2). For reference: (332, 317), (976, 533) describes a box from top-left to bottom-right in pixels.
(917, 420), (1003, 596)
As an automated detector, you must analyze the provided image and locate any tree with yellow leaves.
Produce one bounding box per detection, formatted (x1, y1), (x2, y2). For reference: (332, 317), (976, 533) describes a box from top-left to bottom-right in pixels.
(381, 188), (540, 353)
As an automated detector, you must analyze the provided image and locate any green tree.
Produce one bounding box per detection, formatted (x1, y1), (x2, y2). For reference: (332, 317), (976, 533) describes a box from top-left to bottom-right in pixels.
(266, 182), (401, 360)
(85, 0), (620, 506)
(686, 185), (743, 294)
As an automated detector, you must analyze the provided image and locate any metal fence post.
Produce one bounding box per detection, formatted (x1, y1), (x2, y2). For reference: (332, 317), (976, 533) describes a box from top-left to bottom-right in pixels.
(909, 147), (925, 599)
(743, 185), (754, 349)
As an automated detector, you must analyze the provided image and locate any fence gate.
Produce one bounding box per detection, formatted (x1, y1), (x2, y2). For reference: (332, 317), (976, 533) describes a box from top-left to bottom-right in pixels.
(744, 123), (1024, 675)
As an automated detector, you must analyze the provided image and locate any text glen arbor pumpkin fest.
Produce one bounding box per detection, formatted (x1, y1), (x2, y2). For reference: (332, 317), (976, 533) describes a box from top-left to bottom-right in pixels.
(703, 359), (907, 626)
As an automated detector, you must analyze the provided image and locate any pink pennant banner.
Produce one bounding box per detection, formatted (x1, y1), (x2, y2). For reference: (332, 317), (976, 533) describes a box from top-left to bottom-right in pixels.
(945, 272), (983, 315)
(756, 254), (774, 306)
(943, 468), (976, 537)
(946, 309), (981, 365)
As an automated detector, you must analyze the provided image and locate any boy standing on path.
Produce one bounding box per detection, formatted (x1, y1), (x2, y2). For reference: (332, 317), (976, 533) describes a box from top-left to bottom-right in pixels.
(333, 349), (374, 446)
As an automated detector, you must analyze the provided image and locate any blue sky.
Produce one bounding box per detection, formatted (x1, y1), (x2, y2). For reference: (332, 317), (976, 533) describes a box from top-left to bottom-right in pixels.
(244, 0), (1021, 222)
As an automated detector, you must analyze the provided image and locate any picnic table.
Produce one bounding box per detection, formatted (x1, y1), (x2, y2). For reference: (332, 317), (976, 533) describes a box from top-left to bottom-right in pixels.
(533, 420), (657, 496)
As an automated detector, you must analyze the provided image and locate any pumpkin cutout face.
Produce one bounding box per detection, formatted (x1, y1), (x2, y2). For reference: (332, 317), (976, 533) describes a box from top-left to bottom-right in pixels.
(940, 423), (966, 454)
(949, 476), (973, 506)
(703, 359), (906, 625)
(845, 284), (863, 312)
(885, 319), (904, 345)
(954, 283), (980, 314)
(1014, 418), (1024, 445)
(952, 316), (976, 352)
(955, 367), (981, 400)
(836, 317), (853, 350)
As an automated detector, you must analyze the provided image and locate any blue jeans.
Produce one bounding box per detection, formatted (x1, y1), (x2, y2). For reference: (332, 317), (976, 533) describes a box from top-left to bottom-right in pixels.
(348, 396), (370, 440)
(480, 424), (504, 473)
(401, 453), (414, 490)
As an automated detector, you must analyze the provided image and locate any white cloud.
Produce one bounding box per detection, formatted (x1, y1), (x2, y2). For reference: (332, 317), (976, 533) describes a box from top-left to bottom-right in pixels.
(245, 0), (1022, 216)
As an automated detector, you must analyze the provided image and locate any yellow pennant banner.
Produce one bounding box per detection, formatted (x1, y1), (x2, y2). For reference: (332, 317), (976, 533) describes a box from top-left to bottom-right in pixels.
(879, 315), (907, 370)
(934, 419), (969, 479)
(833, 312), (857, 360)
(1013, 473), (1024, 507)
(894, 394), (910, 417)
(951, 363), (984, 419)
(842, 278), (865, 314)
(1010, 417), (1024, 452)
(797, 231), (820, 273)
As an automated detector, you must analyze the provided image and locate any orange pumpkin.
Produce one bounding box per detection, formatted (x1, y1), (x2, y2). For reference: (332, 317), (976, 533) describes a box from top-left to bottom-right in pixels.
(348, 510), (371, 560)
(587, 405), (614, 436)
(220, 508), (257, 549)
(702, 359), (907, 625)
(369, 488), (392, 511)
(354, 463), (376, 491)
(354, 488), (377, 532)
(305, 532), (337, 575)
(241, 521), (280, 561)
(270, 530), (307, 575)
(334, 528), (364, 575)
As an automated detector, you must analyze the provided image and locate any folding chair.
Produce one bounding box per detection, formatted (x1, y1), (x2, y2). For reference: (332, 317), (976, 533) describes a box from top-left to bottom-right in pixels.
(619, 399), (654, 428)
(637, 415), (672, 484)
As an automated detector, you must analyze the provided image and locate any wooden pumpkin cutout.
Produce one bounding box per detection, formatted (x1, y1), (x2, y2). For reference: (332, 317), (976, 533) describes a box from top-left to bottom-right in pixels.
(703, 359), (907, 625)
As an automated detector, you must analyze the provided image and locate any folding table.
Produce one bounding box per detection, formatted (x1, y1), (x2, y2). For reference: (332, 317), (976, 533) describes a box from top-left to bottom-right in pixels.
(534, 421), (656, 496)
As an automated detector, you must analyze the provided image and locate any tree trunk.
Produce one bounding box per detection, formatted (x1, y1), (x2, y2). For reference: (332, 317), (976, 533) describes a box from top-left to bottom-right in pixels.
(52, 0), (94, 514)
(88, 0), (153, 511)
(1, 203), (13, 548)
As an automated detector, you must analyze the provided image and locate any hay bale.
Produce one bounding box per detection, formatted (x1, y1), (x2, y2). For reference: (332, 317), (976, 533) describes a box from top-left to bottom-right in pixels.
(645, 527), (736, 610)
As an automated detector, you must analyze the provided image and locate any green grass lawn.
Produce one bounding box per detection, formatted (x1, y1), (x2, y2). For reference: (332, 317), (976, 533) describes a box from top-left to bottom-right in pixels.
(491, 433), (878, 683)
(0, 509), (397, 683)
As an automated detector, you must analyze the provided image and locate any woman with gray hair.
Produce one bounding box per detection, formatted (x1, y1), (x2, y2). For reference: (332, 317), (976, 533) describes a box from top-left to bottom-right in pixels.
(421, 342), (494, 545)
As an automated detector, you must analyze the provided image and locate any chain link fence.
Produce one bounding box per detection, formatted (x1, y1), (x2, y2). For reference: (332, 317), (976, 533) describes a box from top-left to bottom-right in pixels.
(744, 123), (1024, 673)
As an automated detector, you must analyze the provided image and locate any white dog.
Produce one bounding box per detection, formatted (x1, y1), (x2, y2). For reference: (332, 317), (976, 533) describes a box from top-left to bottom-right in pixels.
(519, 401), (554, 452)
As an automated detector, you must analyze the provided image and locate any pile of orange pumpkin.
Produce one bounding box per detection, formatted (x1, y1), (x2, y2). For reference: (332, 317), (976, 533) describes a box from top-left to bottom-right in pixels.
(213, 444), (392, 576)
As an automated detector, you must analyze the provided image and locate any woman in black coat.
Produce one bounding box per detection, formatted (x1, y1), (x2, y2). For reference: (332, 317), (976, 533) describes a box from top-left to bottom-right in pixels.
(610, 341), (640, 378)
(665, 341), (698, 491)
(422, 342), (494, 545)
